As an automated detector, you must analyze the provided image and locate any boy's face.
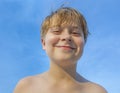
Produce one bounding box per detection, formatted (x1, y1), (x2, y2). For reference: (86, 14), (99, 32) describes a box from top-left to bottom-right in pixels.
(42, 23), (85, 65)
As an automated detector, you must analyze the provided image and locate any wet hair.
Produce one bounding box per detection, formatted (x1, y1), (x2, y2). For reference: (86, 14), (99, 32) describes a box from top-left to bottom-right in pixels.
(41, 7), (89, 42)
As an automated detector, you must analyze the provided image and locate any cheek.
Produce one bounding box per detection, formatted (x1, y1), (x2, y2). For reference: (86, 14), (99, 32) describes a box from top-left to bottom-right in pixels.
(44, 35), (59, 57)
(45, 35), (59, 47)
(75, 38), (85, 59)
(76, 38), (84, 47)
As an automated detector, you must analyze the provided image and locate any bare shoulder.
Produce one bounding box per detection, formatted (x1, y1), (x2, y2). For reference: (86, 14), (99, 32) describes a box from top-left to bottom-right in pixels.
(14, 76), (34, 93)
(76, 73), (107, 93)
(83, 82), (108, 93)
(14, 74), (45, 93)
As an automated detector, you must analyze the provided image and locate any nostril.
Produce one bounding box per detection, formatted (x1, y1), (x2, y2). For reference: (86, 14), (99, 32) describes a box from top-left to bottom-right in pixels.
(61, 37), (72, 42)
(68, 38), (72, 41)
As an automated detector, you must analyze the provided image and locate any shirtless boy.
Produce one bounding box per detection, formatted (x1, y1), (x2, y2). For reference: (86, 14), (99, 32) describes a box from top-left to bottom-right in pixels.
(14, 7), (107, 93)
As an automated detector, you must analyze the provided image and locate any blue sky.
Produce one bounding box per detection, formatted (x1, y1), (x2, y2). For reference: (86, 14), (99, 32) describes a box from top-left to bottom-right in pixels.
(0, 0), (120, 93)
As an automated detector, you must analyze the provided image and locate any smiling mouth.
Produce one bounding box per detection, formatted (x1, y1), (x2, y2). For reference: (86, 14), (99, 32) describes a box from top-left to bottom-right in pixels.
(56, 46), (75, 50)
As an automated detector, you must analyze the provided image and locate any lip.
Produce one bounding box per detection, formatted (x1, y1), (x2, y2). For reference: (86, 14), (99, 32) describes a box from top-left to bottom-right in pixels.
(55, 45), (75, 49)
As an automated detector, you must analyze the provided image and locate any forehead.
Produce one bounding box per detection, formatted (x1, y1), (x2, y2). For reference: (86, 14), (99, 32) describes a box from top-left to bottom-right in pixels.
(49, 13), (81, 28)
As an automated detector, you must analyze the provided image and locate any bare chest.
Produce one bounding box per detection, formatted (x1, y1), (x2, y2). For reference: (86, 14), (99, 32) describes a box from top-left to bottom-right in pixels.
(28, 85), (85, 93)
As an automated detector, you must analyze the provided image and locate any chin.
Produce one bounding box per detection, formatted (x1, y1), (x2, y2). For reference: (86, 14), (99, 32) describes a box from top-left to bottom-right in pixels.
(52, 57), (78, 64)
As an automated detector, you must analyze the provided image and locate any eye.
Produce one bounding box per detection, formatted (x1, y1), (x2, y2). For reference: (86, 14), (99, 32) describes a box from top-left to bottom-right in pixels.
(72, 32), (81, 36)
(71, 27), (82, 36)
(50, 27), (61, 34)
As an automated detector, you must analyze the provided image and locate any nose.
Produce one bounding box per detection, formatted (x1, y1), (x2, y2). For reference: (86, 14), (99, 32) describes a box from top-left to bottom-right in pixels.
(60, 28), (72, 41)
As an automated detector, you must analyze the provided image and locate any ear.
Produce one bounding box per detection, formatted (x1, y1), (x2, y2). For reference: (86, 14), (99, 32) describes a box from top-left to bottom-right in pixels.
(41, 39), (46, 50)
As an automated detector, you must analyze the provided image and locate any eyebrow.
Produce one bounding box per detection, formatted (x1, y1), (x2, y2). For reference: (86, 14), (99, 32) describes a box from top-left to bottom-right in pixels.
(49, 25), (82, 32)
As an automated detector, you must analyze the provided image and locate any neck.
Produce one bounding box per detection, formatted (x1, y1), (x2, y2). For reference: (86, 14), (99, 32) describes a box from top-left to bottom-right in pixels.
(48, 61), (77, 81)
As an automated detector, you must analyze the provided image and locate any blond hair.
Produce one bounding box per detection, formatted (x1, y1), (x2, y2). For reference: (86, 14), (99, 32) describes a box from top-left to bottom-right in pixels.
(41, 7), (89, 42)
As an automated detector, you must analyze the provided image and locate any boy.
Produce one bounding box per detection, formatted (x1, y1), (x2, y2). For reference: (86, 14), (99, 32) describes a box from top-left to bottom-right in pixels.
(14, 7), (107, 93)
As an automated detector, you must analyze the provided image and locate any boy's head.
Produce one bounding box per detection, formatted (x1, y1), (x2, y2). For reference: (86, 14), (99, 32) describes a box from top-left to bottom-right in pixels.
(41, 7), (89, 42)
